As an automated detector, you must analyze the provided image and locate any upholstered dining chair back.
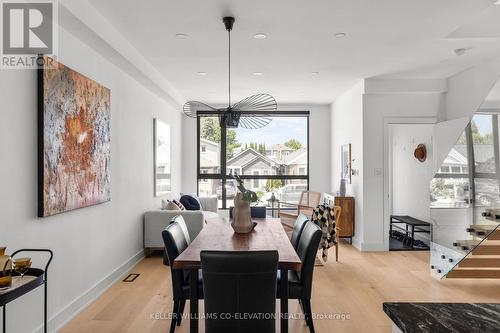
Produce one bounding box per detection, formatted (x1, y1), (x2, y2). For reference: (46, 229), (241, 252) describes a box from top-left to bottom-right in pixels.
(162, 220), (190, 300)
(296, 222), (322, 297)
(201, 250), (279, 333)
(172, 215), (191, 244)
(290, 214), (309, 250)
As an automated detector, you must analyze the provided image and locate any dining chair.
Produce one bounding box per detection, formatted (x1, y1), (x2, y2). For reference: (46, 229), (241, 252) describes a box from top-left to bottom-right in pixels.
(201, 250), (279, 333)
(290, 213), (309, 250)
(278, 191), (321, 227)
(162, 219), (203, 333)
(163, 215), (191, 266)
(333, 206), (342, 261)
(278, 222), (322, 333)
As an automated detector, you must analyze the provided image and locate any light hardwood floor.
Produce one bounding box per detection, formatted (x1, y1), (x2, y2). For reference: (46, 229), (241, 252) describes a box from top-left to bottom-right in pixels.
(62, 244), (500, 333)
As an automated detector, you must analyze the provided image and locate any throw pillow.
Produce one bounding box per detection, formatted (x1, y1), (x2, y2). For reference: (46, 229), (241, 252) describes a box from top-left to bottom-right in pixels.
(166, 201), (180, 211)
(181, 192), (203, 210)
(180, 194), (201, 211)
(172, 199), (186, 211)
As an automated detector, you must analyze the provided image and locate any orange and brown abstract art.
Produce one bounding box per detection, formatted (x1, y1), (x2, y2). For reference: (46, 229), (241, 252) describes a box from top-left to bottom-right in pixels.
(38, 56), (111, 217)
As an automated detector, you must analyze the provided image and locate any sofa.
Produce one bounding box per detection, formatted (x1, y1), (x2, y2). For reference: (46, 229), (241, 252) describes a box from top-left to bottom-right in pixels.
(143, 196), (218, 255)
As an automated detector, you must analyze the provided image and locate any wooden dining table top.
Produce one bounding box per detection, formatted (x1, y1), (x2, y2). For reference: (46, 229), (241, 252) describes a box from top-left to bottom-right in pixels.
(173, 217), (302, 271)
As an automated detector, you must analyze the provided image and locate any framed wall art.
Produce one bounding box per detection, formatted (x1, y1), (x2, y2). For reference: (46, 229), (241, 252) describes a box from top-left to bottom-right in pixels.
(341, 143), (352, 184)
(38, 55), (111, 217)
(154, 118), (172, 196)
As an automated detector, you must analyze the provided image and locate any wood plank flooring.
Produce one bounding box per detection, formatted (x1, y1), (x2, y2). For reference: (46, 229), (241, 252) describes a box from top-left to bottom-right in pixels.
(62, 244), (500, 333)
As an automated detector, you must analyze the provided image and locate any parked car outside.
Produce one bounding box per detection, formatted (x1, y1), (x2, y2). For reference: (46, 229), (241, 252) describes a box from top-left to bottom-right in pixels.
(278, 184), (307, 203)
(216, 181), (237, 199)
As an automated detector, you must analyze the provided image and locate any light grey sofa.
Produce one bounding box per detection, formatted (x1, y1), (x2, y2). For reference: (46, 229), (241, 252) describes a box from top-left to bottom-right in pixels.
(143, 196), (219, 255)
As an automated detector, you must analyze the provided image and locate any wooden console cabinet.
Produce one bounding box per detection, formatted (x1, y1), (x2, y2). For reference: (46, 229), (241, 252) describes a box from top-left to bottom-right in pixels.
(334, 196), (355, 243)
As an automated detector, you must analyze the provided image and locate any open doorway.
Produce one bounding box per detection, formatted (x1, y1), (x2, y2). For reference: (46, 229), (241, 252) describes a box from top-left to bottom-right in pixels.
(386, 122), (434, 251)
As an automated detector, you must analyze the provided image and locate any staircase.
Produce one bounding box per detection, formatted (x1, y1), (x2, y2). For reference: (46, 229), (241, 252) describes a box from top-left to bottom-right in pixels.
(433, 220), (500, 279)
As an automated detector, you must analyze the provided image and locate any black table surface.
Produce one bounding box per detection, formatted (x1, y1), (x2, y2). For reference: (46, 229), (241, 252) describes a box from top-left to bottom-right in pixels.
(390, 215), (431, 226)
(383, 302), (500, 333)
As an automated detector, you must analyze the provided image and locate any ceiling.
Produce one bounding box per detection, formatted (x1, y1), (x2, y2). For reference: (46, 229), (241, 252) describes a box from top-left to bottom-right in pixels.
(88, 0), (500, 104)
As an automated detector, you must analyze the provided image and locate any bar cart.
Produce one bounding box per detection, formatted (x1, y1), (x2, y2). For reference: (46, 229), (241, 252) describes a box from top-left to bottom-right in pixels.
(0, 249), (53, 333)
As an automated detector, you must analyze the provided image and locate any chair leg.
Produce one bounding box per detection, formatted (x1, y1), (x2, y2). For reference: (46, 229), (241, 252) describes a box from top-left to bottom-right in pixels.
(300, 298), (309, 327)
(335, 242), (339, 262)
(298, 299), (304, 314)
(170, 300), (179, 333)
(177, 300), (186, 326)
(303, 299), (315, 333)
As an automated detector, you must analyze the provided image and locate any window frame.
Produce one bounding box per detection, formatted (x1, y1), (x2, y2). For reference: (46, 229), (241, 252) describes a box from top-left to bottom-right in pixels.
(196, 110), (310, 209)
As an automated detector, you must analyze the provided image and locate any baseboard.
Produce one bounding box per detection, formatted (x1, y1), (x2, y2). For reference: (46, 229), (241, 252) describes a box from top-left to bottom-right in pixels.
(360, 241), (388, 251)
(33, 249), (145, 333)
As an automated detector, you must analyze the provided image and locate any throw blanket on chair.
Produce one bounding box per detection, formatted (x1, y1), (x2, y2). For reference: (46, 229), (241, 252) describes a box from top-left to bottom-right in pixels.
(311, 204), (336, 261)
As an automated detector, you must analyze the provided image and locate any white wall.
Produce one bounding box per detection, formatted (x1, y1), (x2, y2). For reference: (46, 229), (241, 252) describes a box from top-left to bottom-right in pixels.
(330, 81), (364, 248)
(363, 91), (441, 250)
(181, 104), (332, 197)
(0, 25), (182, 333)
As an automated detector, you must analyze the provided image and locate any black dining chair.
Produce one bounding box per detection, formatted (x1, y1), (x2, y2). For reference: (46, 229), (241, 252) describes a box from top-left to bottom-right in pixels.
(201, 250), (279, 333)
(290, 213), (309, 250)
(278, 222), (322, 333)
(163, 215), (191, 266)
(162, 218), (203, 333)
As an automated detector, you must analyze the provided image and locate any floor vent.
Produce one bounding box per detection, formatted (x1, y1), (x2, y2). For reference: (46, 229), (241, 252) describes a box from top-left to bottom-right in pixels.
(123, 273), (140, 282)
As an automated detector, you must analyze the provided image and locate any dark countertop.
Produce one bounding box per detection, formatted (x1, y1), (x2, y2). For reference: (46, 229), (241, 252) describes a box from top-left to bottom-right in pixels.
(383, 302), (500, 333)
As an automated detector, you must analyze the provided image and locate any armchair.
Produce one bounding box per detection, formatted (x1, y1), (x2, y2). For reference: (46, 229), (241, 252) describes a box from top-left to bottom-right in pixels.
(278, 191), (321, 227)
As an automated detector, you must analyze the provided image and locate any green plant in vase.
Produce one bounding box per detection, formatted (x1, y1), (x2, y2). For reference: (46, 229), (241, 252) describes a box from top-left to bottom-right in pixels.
(233, 174), (258, 204)
(230, 174), (258, 233)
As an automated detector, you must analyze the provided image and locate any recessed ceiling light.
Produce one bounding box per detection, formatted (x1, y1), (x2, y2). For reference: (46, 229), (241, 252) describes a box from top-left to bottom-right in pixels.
(311, 71), (320, 75)
(453, 48), (467, 56)
(197, 72), (207, 75)
(253, 72), (263, 76)
(175, 33), (188, 38)
(254, 33), (267, 39)
(334, 32), (346, 38)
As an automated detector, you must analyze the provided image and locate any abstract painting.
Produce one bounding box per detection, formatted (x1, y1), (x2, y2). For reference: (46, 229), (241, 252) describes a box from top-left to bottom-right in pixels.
(38, 56), (111, 217)
(154, 119), (171, 196)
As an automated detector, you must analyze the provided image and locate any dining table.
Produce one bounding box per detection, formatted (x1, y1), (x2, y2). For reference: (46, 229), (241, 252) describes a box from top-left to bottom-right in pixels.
(172, 216), (302, 333)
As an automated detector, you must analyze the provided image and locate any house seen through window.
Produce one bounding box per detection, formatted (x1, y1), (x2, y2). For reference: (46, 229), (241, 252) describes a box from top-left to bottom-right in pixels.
(197, 113), (309, 208)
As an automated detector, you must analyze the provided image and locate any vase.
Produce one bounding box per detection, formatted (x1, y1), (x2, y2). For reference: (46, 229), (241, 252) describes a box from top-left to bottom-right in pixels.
(339, 179), (346, 197)
(231, 192), (254, 233)
(0, 247), (12, 288)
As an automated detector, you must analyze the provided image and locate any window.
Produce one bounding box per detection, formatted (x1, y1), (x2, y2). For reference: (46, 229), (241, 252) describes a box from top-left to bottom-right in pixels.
(197, 112), (309, 208)
(431, 113), (500, 209)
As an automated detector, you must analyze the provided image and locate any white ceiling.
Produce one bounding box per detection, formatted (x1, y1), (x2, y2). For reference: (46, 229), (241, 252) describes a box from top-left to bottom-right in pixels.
(88, 0), (500, 104)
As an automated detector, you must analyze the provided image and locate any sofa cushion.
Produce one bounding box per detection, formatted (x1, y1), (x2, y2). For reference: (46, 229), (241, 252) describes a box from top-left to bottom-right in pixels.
(180, 194), (201, 210)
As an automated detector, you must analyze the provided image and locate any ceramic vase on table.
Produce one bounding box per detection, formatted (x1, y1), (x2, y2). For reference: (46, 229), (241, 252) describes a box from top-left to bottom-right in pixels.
(339, 179), (346, 197)
(0, 247), (13, 288)
(231, 192), (254, 233)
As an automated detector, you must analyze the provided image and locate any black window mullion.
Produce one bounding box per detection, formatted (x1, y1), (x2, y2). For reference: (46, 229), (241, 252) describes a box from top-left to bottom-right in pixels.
(493, 115), (500, 206)
(221, 117), (228, 209)
(466, 123), (475, 209)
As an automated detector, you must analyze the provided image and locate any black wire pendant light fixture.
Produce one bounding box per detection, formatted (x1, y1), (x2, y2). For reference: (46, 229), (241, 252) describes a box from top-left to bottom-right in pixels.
(182, 16), (278, 129)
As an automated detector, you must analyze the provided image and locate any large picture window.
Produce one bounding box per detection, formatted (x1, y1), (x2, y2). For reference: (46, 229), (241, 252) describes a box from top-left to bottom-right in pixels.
(431, 112), (500, 209)
(197, 112), (310, 209)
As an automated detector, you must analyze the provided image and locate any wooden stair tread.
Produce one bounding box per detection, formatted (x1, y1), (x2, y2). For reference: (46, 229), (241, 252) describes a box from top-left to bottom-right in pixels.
(472, 243), (500, 255)
(447, 268), (500, 279)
